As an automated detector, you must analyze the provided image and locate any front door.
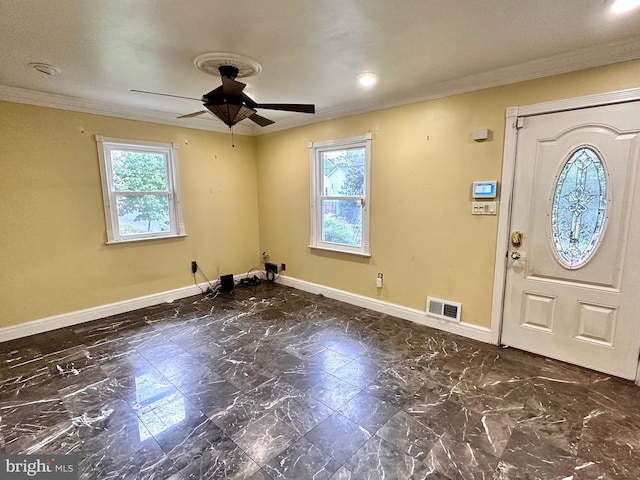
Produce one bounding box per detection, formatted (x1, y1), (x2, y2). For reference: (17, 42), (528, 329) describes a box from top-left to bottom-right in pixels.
(502, 101), (640, 379)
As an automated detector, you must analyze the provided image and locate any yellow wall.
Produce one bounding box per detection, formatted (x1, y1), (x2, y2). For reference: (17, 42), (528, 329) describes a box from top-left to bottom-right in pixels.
(0, 103), (260, 327)
(2, 59), (640, 332)
(256, 60), (640, 329)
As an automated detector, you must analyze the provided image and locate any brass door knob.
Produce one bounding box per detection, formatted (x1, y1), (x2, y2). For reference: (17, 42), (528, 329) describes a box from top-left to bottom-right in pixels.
(511, 231), (523, 247)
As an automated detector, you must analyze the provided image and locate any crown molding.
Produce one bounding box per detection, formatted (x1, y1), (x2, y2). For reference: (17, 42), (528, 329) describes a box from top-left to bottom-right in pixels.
(256, 37), (640, 135)
(0, 84), (255, 136)
(2, 38), (640, 137)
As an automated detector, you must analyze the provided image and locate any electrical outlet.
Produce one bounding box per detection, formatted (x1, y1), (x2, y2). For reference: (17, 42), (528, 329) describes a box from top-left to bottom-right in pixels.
(265, 262), (278, 274)
(280, 263), (286, 271)
(191, 261), (198, 274)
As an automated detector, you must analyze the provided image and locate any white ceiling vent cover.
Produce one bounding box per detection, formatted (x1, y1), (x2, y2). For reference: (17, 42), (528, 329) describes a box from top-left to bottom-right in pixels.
(426, 297), (462, 322)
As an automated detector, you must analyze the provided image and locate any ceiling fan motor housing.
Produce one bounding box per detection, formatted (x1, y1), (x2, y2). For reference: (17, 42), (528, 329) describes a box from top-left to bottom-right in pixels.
(218, 65), (240, 79)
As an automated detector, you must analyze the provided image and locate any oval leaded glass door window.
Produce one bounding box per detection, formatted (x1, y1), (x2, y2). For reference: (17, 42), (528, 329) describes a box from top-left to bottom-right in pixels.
(550, 146), (608, 268)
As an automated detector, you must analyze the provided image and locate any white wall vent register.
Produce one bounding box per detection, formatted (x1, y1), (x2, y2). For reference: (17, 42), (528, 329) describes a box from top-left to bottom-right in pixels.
(426, 297), (462, 322)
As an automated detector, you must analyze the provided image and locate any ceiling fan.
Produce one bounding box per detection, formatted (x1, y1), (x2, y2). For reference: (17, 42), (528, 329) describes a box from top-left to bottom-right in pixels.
(132, 65), (315, 128)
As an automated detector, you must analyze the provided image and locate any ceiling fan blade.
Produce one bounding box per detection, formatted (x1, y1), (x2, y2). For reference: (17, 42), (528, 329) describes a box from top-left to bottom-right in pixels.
(177, 110), (206, 119)
(254, 103), (315, 114)
(131, 89), (201, 101)
(249, 113), (275, 127)
(221, 76), (246, 97)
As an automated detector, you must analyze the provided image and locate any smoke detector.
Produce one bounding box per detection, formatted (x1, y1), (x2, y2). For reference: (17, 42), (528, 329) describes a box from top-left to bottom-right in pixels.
(29, 63), (61, 76)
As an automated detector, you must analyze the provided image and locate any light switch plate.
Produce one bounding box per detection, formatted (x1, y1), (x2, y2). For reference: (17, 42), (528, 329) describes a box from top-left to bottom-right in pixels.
(472, 201), (497, 215)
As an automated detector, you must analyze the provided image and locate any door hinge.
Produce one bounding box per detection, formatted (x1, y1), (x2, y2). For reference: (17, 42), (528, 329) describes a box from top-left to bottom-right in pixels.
(515, 117), (525, 130)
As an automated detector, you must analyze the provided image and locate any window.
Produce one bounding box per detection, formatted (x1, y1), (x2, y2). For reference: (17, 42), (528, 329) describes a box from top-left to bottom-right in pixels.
(96, 136), (185, 244)
(309, 133), (371, 256)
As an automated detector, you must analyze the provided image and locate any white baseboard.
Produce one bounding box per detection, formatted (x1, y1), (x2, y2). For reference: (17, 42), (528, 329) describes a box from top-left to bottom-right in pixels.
(0, 281), (219, 344)
(0, 272), (491, 346)
(278, 275), (492, 344)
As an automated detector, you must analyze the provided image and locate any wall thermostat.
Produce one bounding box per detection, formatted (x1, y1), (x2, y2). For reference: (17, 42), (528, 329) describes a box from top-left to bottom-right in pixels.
(472, 181), (497, 199)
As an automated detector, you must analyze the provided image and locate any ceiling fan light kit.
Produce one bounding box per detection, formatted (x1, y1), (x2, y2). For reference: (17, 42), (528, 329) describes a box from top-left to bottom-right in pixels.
(205, 103), (256, 128)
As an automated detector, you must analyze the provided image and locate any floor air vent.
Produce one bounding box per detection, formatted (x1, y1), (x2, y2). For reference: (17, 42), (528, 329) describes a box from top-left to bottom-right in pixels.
(426, 297), (461, 322)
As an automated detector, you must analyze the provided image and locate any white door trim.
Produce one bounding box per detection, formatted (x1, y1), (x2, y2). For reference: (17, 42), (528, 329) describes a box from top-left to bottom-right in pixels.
(491, 86), (640, 384)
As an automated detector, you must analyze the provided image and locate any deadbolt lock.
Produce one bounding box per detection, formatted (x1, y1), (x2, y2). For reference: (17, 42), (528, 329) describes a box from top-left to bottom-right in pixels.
(511, 231), (523, 247)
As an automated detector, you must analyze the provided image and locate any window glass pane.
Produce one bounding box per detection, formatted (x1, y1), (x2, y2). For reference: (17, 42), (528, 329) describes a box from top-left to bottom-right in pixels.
(111, 150), (167, 191)
(322, 199), (362, 247)
(321, 148), (365, 197)
(116, 194), (170, 235)
(551, 147), (607, 268)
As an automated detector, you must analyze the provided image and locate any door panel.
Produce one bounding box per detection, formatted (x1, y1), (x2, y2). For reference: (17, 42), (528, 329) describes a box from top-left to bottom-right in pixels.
(526, 125), (636, 289)
(502, 102), (640, 379)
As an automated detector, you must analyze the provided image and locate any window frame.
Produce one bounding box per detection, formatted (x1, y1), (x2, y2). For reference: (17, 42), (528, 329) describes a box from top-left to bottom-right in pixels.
(96, 135), (186, 244)
(309, 133), (372, 256)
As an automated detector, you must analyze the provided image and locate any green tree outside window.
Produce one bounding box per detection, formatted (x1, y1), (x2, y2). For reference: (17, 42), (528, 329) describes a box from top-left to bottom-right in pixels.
(111, 150), (170, 234)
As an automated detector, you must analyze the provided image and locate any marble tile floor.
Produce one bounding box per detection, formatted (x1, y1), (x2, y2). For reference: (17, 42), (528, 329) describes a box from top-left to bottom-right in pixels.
(1, 283), (639, 479)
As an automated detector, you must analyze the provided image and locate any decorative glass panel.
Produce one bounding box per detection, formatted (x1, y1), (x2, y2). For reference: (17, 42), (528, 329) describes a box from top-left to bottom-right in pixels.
(551, 147), (607, 268)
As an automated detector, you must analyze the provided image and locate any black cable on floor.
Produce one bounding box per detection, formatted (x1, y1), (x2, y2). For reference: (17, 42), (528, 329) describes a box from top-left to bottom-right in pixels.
(193, 265), (217, 294)
(193, 272), (206, 293)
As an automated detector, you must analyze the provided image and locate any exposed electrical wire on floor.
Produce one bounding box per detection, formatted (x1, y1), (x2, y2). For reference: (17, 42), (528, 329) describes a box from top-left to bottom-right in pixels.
(204, 288), (222, 301)
(193, 264), (217, 295)
(266, 269), (279, 283)
(193, 272), (206, 294)
(238, 267), (262, 288)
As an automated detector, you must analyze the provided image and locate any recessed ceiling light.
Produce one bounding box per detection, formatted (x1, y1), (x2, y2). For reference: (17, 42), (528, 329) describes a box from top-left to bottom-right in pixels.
(29, 62), (60, 76)
(610, 0), (640, 14)
(357, 72), (378, 89)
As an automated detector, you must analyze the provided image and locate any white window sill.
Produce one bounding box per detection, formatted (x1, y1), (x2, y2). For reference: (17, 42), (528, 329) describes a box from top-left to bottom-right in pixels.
(309, 245), (371, 257)
(106, 233), (187, 245)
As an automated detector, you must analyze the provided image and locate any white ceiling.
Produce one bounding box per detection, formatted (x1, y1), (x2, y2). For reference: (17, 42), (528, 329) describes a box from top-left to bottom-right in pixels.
(2, 0), (640, 135)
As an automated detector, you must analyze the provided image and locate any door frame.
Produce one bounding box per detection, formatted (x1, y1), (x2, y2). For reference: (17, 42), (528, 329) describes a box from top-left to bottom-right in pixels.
(490, 87), (640, 384)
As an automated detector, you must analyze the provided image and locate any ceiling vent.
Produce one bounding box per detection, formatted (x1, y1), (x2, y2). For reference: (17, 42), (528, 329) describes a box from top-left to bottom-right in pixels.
(426, 297), (461, 322)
